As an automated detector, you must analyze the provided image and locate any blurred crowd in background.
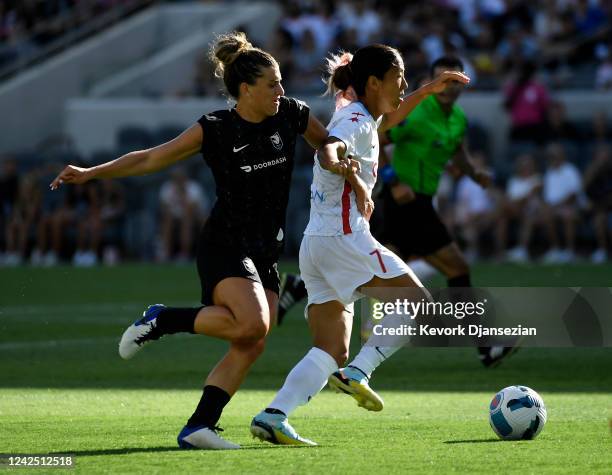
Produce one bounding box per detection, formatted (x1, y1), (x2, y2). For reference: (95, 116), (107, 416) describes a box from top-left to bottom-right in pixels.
(1, 107), (610, 267)
(1, 0), (611, 267)
(0, 0), (153, 72)
(0, 157), (211, 266)
(3, 1), (609, 89)
(190, 0), (612, 95)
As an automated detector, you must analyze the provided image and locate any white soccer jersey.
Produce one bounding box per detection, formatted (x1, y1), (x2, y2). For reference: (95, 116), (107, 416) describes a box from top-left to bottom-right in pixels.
(304, 101), (382, 236)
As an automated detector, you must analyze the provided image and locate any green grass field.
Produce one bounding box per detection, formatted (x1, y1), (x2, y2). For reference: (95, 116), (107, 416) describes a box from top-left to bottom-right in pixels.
(1, 263), (611, 474)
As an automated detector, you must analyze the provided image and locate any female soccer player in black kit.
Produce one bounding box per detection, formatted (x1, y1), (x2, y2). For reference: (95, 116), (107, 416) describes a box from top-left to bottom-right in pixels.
(50, 32), (335, 450)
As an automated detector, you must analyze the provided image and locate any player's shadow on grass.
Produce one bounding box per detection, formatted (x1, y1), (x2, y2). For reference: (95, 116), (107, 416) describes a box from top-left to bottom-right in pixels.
(444, 439), (502, 444)
(49, 447), (182, 457)
(50, 445), (314, 457)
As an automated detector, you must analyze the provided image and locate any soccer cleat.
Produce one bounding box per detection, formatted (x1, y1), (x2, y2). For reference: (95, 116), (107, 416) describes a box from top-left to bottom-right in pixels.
(250, 411), (317, 446)
(118, 304), (166, 360)
(177, 425), (240, 450)
(479, 345), (520, 368)
(328, 366), (384, 412)
(277, 274), (307, 325)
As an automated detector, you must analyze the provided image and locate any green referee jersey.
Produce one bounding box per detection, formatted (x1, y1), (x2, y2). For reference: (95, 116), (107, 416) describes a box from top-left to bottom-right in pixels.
(388, 95), (467, 196)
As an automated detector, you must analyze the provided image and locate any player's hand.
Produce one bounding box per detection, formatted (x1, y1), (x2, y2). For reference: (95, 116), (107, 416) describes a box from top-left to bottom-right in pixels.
(473, 170), (492, 188)
(425, 71), (470, 94)
(353, 177), (374, 221)
(357, 194), (375, 221)
(50, 165), (92, 190)
(390, 182), (415, 204)
(337, 155), (361, 177)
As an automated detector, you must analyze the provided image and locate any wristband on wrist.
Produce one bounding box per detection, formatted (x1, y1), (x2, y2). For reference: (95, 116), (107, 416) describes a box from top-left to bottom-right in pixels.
(380, 164), (398, 185)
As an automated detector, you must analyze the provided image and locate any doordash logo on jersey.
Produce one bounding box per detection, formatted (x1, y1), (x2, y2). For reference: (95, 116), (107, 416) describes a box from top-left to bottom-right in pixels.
(240, 156), (287, 173)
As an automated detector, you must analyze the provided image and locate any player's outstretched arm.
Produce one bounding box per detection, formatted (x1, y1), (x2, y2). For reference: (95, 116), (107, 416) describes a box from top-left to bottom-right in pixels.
(50, 124), (203, 190)
(379, 70), (470, 132)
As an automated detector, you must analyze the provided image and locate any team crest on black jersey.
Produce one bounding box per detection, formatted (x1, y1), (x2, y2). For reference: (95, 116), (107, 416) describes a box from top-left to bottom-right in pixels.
(270, 131), (283, 150)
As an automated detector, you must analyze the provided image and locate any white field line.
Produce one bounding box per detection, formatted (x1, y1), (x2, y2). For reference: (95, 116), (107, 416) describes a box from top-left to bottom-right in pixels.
(0, 304), (141, 325)
(0, 302), (195, 322)
(0, 336), (118, 350)
(0, 303), (145, 315)
(0, 304), (133, 349)
(0, 302), (195, 350)
(1, 333), (191, 351)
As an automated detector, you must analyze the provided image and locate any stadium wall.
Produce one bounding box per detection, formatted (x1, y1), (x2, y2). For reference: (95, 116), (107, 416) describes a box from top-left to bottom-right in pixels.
(0, 2), (279, 153)
(65, 92), (612, 165)
(88, 3), (280, 97)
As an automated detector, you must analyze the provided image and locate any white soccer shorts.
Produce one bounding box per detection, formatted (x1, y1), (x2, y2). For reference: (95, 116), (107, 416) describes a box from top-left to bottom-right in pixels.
(299, 231), (411, 317)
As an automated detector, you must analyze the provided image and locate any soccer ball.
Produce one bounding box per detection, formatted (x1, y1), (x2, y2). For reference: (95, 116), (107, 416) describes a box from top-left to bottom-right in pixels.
(489, 385), (547, 440)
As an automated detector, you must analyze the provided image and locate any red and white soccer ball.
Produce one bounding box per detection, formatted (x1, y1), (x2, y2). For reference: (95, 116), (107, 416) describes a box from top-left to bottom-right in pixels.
(489, 385), (547, 440)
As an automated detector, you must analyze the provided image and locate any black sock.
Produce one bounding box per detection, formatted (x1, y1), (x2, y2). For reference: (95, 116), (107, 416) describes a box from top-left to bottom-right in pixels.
(447, 274), (471, 287)
(295, 276), (307, 300)
(155, 307), (200, 335)
(187, 385), (231, 428)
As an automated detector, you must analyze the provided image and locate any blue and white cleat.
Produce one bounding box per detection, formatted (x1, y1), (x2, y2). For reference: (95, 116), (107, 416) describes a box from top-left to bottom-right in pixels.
(328, 366), (384, 412)
(250, 411), (316, 446)
(118, 304), (166, 360)
(177, 425), (240, 450)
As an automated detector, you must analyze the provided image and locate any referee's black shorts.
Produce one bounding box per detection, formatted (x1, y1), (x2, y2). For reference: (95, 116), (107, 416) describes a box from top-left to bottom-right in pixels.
(377, 186), (453, 259)
(196, 240), (280, 306)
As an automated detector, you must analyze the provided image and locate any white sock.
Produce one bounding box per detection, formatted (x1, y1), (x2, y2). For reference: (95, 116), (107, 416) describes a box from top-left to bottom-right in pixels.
(349, 345), (400, 379)
(350, 311), (414, 377)
(268, 347), (338, 416)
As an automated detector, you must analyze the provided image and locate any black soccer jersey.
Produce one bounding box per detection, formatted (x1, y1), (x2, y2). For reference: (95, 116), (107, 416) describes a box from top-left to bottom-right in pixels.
(197, 96), (310, 259)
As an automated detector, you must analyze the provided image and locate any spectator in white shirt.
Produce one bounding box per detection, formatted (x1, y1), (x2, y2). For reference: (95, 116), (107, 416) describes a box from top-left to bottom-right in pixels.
(338, 0), (382, 47)
(504, 153), (544, 262)
(534, 143), (582, 263)
(158, 167), (209, 263)
(293, 28), (324, 91)
(454, 152), (500, 261)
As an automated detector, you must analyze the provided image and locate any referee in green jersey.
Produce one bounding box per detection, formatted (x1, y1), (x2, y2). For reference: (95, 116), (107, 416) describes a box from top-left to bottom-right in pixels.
(379, 56), (515, 367)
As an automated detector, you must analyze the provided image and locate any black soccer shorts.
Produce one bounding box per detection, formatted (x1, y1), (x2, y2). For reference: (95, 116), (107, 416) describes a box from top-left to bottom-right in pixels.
(196, 242), (280, 306)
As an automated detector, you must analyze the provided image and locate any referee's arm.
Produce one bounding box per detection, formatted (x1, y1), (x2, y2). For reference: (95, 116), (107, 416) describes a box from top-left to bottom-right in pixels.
(452, 142), (492, 188)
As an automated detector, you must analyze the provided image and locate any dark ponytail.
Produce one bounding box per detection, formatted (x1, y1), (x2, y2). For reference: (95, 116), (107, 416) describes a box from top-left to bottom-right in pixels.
(324, 44), (402, 97)
(325, 52), (354, 95)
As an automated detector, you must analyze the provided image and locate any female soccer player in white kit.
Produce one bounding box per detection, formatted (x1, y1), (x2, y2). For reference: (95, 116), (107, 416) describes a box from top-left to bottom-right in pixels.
(250, 44), (469, 445)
